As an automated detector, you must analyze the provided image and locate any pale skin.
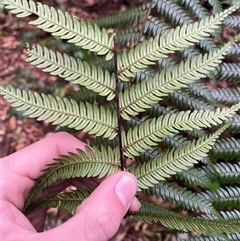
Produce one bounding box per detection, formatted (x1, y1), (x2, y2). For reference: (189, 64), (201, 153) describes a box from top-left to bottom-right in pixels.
(1, 132), (141, 241)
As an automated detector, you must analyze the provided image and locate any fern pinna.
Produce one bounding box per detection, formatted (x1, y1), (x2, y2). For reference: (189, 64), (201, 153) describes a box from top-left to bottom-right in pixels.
(1, 0), (240, 239)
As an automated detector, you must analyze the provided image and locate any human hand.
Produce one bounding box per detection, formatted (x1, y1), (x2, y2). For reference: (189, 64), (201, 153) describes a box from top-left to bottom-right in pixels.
(1, 132), (140, 241)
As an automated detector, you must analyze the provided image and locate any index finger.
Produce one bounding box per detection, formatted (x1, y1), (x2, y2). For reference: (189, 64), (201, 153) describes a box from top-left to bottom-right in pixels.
(1, 132), (86, 209)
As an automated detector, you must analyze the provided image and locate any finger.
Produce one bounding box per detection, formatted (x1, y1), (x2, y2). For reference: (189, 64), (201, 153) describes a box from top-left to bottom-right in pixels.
(1, 132), (86, 209)
(39, 171), (141, 241)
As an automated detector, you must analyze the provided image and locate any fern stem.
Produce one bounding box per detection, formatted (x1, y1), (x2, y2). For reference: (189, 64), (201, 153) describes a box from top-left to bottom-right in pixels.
(114, 38), (125, 170)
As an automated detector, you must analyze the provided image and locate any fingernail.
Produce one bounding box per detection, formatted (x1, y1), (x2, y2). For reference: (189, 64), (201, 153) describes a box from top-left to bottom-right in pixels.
(115, 173), (138, 207)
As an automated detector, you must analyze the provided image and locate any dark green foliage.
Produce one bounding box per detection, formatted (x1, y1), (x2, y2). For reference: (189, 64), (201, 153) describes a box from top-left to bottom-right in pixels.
(1, 0), (240, 239)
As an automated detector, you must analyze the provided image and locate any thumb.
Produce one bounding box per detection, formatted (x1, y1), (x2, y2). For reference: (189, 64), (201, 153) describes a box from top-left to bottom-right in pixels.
(40, 172), (140, 241)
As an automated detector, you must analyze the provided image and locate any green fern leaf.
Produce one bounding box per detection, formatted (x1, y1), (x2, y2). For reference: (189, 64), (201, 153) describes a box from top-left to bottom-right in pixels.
(213, 63), (240, 82)
(117, 3), (240, 81)
(123, 105), (239, 157)
(23, 145), (121, 212)
(120, 43), (229, 118)
(92, 4), (148, 29)
(201, 186), (240, 209)
(168, 90), (215, 111)
(211, 87), (240, 105)
(25, 189), (92, 215)
(26, 44), (116, 100)
(210, 138), (240, 160)
(132, 201), (240, 234)
(145, 181), (217, 215)
(0, 85), (117, 139)
(176, 168), (214, 189)
(3, 0), (114, 60)
(130, 124), (230, 189)
(224, 15), (240, 28)
(207, 0), (223, 13)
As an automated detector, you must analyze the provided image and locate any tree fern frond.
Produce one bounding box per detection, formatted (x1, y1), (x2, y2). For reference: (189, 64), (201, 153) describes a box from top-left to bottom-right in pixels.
(201, 186), (240, 209)
(23, 146), (121, 212)
(25, 189), (92, 215)
(211, 87), (240, 105)
(168, 90), (215, 111)
(3, 0), (114, 60)
(228, 115), (240, 133)
(0, 85), (117, 139)
(227, 43), (240, 57)
(92, 4), (149, 29)
(120, 43), (229, 118)
(180, 0), (210, 20)
(117, 3), (240, 81)
(69, 88), (102, 104)
(130, 124), (229, 189)
(213, 63), (240, 82)
(145, 181), (217, 215)
(207, 0), (223, 13)
(188, 82), (214, 101)
(221, 210), (240, 221)
(122, 105), (239, 157)
(26, 44), (116, 100)
(154, 0), (193, 25)
(210, 138), (240, 160)
(144, 17), (171, 36)
(116, 26), (142, 47)
(132, 201), (240, 234)
(224, 15), (240, 28)
(180, 233), (240, 241)
(199, 162), (240, 186)
(215, 163), (240, 184)
(176, 168), (214, 189)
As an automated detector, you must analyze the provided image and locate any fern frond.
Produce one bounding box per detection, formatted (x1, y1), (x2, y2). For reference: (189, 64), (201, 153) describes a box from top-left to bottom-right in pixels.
(3, 0), (114, 60)
(120, 43), (229, 118)
(0, 85), (117, 139)
(188, 82), (214, 101)
(154, 0), (193, 25)
(213, 63), (240, 82)
(180, 0), (210, 20)
(26, 44), (116, 100)
(145, 181), (217, 215)
(144, 17), (171, 36)
(25, 189), (92, 215)
(168, 90), (215, 111)
(201, 186), (240, 209)
(198, 162), (240, 186)
(227, 43), (240, 57)
(224, 15), (240, 28)
(132, 201), (240, 234)
(207, 0), (223, 13)
(23, 146), (121, 212)
(214, 163), (240, 184)
(117, 3), (240, 81)
(210, 138), (240, 160)
(122, 105), (239, 157)
(180, 233), (240, 241)
(175, 168), (214, 189)
(92, 4), (148, 29)
(221, 210), (240, 221)
(130, 124), (229, 189)
(116, 26), (142, 47)
(228, 115), (240, 133)
(211, 87), (240, 105)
